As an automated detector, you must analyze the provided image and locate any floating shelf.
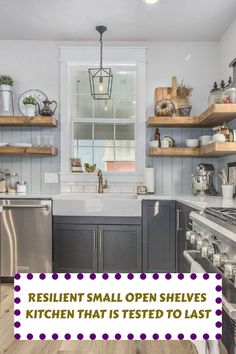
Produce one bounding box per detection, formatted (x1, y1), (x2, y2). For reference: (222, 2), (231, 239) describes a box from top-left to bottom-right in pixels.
(148, 142), (236, 157)
(0, 116), (58, 127)
(147, 104), (236, 128)
(199, 104), (236, 126)
(0, 146), (57, 156)
(148, 116), (200, 127)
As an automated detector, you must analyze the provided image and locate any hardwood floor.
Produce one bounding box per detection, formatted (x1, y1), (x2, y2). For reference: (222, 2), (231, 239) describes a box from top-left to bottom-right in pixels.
(0, 284), (198, 354)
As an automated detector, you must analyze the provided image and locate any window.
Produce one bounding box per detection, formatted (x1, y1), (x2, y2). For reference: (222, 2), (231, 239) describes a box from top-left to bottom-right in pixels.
(70, 66), (137, 172)
(60, 46), (146, 180)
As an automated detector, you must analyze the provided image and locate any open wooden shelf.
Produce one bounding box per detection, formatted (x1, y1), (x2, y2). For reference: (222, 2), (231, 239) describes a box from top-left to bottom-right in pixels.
(147, 104), (236, 128)
(0, 116), (58, 127)
(148, 142), (236, 157)
(147, 116), (200, 127)
(0, 146), (57, 156)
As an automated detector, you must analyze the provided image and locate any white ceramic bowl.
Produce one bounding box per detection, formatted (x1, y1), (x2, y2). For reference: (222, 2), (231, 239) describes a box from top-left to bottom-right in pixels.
(186, 139), (199, 148)
(199, 135), (212, 146)
(199, 135), (212, 141)
(212, 133), (226, 143)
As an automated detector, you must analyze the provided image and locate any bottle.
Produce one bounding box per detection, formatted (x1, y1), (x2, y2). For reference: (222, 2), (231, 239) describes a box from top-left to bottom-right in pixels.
(222, 59), (236, 104)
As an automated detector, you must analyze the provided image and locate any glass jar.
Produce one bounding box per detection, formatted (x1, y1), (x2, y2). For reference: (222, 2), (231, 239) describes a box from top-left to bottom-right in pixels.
(222, 59), (236, 103)
(208, 82), (222, 105)
(222, 86), (236, 104)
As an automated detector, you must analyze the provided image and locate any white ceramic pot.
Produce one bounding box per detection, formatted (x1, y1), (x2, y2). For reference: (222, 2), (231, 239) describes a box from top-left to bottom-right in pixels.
(24, 104), (36, 117)
(212, 133), (225, 143)
(222, 184), (234, 199)
(0, 84), (12, 112)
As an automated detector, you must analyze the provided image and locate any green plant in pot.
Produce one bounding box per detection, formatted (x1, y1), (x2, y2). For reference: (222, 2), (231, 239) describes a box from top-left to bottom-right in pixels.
(176, 81), (193, 116)
(23, 96), (37, 117)
(0, 75), (14, 113)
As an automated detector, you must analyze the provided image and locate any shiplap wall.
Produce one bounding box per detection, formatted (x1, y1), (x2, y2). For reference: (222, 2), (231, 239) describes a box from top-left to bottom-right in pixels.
(0, 41), (60, 193)
(0, 40), (220, 194)
(146, 42), (220, 194)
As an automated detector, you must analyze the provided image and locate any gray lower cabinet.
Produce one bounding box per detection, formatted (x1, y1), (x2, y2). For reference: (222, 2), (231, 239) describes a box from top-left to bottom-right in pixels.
(143, 200), (175, 273)
(53, 217), (142, 273)
(176, 202), (197, 272)
(53, 224), (97, 273)
(98, 225), (142, 273)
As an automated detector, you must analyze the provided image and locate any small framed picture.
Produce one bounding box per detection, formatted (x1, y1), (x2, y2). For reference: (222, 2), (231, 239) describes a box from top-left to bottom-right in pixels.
(228, 162), (236, 196)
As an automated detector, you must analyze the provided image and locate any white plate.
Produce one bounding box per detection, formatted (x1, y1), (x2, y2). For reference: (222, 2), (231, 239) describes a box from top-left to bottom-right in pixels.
(18, 89), (47, 116)
(0, 143), (9, 147)
(13, 143), (32, 147)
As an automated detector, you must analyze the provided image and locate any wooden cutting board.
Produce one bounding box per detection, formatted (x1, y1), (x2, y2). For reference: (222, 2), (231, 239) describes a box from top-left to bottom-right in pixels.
(155, 76), (177, 102)
(154, 76), (189, 111)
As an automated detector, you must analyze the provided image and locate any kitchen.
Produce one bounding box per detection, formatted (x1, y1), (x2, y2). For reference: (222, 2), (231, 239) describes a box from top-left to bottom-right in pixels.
(1, 0), (236, 353)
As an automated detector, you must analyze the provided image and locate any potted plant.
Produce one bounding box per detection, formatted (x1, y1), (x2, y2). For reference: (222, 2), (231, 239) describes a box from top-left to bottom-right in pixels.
(0, 75), (14, 112)
(176, 81), (193, 116)
(22, 96), (37, 117)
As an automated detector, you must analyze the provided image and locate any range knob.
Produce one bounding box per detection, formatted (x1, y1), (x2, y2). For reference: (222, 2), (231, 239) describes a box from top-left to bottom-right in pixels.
(186, 230), (192, 241)
(201, 239), (210, 257)
(190, 230), (197, 245)
(196, 233), (203, 251)
(213, 253), (229, 267)
(224, 262), (236, 279)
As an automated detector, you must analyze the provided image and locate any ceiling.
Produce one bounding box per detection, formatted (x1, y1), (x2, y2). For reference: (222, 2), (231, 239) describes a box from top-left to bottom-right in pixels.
(0, 0), (236, 41)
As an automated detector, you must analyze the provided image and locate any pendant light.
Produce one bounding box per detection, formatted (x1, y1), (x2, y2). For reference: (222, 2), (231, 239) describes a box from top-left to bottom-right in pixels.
(88, 25), (113, 100)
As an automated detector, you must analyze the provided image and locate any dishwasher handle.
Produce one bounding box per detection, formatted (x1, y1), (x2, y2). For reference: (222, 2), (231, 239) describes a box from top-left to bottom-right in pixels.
(3, 204), (50, 210)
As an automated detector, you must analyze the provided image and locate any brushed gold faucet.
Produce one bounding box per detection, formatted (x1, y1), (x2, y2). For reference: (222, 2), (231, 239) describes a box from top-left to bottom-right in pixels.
(97, 169), (108, 193)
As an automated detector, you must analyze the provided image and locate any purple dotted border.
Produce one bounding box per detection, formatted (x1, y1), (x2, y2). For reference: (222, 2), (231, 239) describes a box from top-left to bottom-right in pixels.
(14, 332), (223, 341)
(14, 272), (223, 281)
(14, 272), (222, 341)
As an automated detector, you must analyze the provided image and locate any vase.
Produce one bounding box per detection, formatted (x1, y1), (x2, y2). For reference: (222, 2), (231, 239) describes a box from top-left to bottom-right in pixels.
(24, 104), (36, 117)
(0, 84), (12, 112)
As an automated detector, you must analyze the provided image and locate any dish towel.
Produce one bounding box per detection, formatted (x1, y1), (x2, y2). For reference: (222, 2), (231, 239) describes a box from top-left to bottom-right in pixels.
(190, 261), (220, 354)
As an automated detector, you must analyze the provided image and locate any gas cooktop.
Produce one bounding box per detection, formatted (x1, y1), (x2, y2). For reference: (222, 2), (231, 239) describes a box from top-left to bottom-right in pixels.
(205, 207), (236, 227)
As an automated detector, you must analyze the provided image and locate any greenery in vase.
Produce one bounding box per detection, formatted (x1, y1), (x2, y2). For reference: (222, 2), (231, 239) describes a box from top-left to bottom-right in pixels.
(23, 96), (37, 106)
(177, 81), (193, 99)
(0, 75), (14, 86)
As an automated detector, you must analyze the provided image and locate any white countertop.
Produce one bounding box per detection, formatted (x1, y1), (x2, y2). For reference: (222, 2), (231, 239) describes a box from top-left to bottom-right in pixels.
(138, 194), (236, 211)
(1, 192), (236, 214)
(0, 193), (55, 199)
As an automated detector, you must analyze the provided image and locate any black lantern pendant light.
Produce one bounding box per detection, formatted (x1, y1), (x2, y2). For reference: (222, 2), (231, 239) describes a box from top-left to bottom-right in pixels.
(88, 26), (113, 100)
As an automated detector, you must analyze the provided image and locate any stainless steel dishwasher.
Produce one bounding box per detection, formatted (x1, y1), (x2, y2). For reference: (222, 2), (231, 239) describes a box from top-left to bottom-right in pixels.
(0, 199), (52, 278)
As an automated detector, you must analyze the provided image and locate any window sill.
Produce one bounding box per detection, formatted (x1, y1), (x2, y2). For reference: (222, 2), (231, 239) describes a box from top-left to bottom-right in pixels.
(59, 172), (144, 183)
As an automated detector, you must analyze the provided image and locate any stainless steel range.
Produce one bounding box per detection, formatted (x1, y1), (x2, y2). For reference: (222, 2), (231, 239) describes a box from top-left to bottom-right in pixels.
(185, 207), (236, 354)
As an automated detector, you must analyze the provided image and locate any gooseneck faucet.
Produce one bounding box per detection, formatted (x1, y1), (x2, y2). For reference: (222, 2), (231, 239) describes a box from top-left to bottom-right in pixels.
(97, 169), (108, 193)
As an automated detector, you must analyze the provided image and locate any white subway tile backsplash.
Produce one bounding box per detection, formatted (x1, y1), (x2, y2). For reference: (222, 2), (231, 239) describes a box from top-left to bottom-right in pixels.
(71, 185), (84, 193)
(61, 185), (72, 193)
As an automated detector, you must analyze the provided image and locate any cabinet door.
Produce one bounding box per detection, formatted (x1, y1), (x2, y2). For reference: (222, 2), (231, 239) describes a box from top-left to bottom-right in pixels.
(53, 224), (97, 273)
(143, 201), (175, 273)
(98, 225), (142, 273)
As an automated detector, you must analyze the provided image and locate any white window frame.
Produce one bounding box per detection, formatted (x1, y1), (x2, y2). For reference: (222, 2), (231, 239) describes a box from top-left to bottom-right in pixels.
(59, 46), (146, 183)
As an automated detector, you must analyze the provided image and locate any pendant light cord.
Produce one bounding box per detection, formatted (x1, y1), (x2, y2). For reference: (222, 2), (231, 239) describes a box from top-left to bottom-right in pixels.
(100, 32), (103, 69)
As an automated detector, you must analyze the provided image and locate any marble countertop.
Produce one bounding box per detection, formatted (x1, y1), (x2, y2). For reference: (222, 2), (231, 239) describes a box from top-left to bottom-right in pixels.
(138, 194), (236, 211)
(0, 192), (236, 212)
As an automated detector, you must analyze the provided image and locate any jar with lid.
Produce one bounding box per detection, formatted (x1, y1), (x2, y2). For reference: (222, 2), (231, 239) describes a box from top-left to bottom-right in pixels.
(8, 173), (18, 193)
(208, 82), (220, 106)
(222, 58), (236, 103)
